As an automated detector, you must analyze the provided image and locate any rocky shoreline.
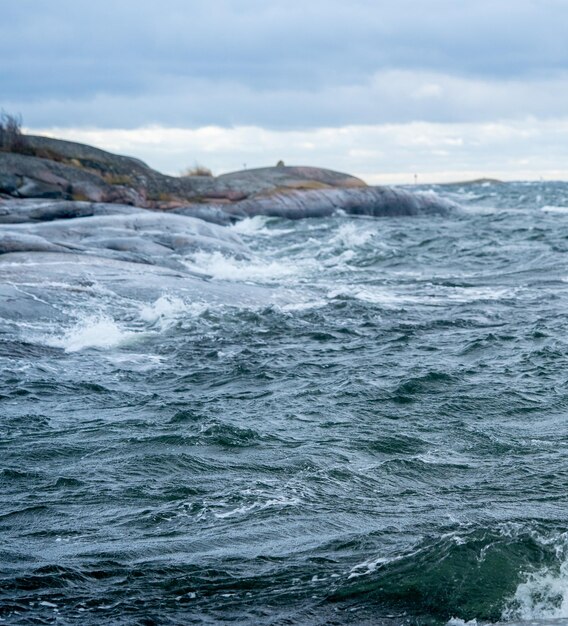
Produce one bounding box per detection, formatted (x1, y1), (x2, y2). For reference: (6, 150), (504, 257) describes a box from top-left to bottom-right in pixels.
(0, 133), (459, 225)
(0, 134), (462, 392)
(0, 134), (366, 208)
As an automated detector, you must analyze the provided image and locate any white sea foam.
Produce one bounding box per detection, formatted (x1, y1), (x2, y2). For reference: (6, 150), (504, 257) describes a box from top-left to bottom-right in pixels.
(213, 494), (301, 519)
(229, 216), (293, 236)
(329, 223), (375, 248)
(278, 298), (328, 312)
(347, 545), (424, 580)
(140, 295), (187, 323)
(189, 490), (302, 521)
(502, 562), (568, 622)
(347, 555), (396, 579)
(183, 251), (306, 283)
(542, 205), (568, 213)
(105, 353), (165, 371)
(139, 294), (207, 328)
(46, 315), (137, 352)
(328, 285), (512, 307)
(444, 287), (513, 302)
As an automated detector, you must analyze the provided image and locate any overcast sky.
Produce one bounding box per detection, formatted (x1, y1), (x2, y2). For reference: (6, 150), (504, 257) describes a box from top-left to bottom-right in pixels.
(3, 0), (568, 182)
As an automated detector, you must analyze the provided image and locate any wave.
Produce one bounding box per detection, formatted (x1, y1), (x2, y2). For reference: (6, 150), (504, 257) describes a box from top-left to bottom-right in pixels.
(327, 284), (513, 308)
(44, 314), (138, 352)
(35, 293), (213, 352)
(182, 250), (314, 283)
(332, 525), (568, 624)
(229, 215), (294, 236)
(328, 222), (377, 249)
(138, 294), (208, 330)
(502, 534), (568, 622)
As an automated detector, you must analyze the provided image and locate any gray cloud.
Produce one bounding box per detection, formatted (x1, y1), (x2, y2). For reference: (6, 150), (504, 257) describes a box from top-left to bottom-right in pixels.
(3, 0), (568, 128)
(8, 70), (568, 131)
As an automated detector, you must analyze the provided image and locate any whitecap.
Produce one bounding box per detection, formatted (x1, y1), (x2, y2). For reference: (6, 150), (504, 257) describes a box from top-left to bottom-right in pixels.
(139, 295), (207, 330)
(213, 494), (301, 519)
(329, 223), (375, 248)
(229, 216), (293, 236)
(277, 298), (328, 312)
(46, 315), (137, 353)
(140, 295), (188, 323)
(327, 284), (513, 307)
(182, 251), (307, 283)
(347, 555), (396, 579)
(105, 353), (165, 371)
(503, 562), (568, 621)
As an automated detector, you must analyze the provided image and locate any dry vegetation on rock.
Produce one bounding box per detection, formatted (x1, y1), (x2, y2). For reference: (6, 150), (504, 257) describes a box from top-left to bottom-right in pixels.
(180, 164), (213, 177)
(0, 113), (28, 154)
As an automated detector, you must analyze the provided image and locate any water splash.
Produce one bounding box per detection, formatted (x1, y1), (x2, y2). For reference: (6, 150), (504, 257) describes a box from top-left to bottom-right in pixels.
(329, 222), (375, 248)
(183, 250), (309, 282)
(503, 550), (568, 621)
(229, 215), (293, 236)
(138, 295), (207, 331)
(47, 314), (136, 352)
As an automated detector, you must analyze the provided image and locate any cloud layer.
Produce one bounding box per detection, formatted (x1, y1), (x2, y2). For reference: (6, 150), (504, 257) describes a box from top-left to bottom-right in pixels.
(4, 1), (568, 180)
(4, 0), (568, 128)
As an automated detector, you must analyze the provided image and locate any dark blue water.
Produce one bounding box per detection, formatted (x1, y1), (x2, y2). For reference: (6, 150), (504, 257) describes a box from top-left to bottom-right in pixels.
(3, 182), (568, 624)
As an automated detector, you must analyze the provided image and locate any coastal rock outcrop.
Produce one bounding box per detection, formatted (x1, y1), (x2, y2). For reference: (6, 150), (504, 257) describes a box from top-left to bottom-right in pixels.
(0, 133), (459, 228)
(0, 136), (461, 332)
(0, 202), (248, 268)
(213, 165), (366, 195)
(0, 135), (367, 208)
(0, 151), (145, 205)
(173, 186), (459, 223)
(0, 199), (142, 224)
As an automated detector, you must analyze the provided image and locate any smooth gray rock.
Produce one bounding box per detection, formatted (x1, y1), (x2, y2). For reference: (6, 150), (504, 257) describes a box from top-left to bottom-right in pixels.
(215, 165), (366, 195)
(0, 152), (114, 202)
(174, 186), (459, 222)
(0, 173), (19, 195)
(69, 181), (107, 202)
(0, 199), (146, 223)
(24, 135), (151, 173)
(16, 176), (67, 199)
(0, 232), (72, 254)
(172, 204), (235, 226)
(0, 207), (249, 267)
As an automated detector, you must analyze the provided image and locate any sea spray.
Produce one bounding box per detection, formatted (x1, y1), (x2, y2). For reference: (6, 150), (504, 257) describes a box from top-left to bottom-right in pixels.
(46, 314), (136, 352)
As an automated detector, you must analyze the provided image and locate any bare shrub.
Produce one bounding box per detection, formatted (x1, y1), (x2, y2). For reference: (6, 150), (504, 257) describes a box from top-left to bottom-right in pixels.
(0, 112), (28, 153)
(180, 163), (213, 177)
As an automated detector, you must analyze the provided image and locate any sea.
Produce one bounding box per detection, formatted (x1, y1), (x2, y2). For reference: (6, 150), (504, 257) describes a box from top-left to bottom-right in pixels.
(3, 181), (568, 625)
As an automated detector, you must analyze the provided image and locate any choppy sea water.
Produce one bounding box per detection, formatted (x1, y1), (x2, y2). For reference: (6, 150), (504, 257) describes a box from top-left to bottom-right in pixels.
(3, 182), (568, 624)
